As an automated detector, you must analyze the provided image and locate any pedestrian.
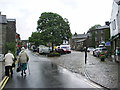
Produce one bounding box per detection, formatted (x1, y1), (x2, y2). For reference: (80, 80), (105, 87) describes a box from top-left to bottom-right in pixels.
(4, 50), (14, 77)
(115, 47), (120, 62)
(18, 47), (29, 76)
(16, 47), (21, 56)
(85, 47), (88, 64)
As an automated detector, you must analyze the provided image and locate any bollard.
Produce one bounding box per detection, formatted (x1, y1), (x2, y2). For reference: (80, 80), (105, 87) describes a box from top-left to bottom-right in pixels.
(0, 54), (4, 81)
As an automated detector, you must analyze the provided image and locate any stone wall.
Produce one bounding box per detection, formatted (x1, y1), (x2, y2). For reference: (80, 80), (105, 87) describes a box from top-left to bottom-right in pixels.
(0, 14), (7, 54)
(0, 13), (16, 54)
(6, 19), (16, 43)
(0, 54), (4, 81)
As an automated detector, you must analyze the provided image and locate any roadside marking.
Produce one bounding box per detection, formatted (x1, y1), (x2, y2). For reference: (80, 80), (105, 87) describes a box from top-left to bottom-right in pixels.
(83, 78), (102, 89)
(0, 76), (9, 90)
(0, 76), (7, 87)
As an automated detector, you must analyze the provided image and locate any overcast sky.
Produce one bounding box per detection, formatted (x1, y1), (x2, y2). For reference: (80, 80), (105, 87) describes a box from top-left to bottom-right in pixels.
(0, 0), (113, 40)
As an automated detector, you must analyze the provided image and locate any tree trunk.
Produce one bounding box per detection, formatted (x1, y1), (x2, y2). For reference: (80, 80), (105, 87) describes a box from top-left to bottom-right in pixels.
(52, 42), (54, 52)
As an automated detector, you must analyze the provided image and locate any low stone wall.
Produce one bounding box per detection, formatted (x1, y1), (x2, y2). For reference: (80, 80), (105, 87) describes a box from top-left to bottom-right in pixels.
(0, 54), (4, 81)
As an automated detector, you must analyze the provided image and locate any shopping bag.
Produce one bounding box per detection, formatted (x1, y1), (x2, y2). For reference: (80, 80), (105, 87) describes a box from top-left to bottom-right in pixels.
(12, 63), (15, 67)
(16, 66), (21, 72)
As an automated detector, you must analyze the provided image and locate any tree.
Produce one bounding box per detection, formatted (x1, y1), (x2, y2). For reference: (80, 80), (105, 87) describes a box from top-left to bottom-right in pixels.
(37, 12), (72, 51)
(5, 42), (16, 55)
(89, 24), (101, 31)
(29, 32), (45, 46)
(87, 24), (102, 47)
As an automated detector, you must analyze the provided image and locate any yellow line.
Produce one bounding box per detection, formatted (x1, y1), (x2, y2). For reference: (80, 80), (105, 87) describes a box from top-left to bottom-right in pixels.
(0, 76), (7, 87)
(0, 76), (9, 90)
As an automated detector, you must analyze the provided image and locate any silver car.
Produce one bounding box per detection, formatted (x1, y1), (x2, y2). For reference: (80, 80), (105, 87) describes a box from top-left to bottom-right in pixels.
(93, 47), (108, 57)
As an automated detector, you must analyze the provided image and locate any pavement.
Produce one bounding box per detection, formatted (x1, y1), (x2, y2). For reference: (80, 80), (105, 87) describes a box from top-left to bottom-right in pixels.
(48, 51), (119, 89)
(85, 52), (118, 89)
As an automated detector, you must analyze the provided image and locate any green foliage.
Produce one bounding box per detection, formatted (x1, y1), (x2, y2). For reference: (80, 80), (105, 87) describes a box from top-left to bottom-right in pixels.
(99, 52), (106, 59)
(29, 32), (46, 46)
(37, 12), (72, 46)
(47, 52), (60, 57)
(29, 12), (72, 51)
(89, 24), (101, 31)
(5, 42), (16, 55)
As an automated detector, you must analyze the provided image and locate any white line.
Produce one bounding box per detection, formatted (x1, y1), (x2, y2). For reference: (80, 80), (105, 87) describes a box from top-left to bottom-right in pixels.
(83, 79), (102, 89)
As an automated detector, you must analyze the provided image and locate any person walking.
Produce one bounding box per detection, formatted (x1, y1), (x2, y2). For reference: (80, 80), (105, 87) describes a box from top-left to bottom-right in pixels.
(4, 50), (14, 77)
(18, 47), (29, 76)
(16, 47), (21, 56)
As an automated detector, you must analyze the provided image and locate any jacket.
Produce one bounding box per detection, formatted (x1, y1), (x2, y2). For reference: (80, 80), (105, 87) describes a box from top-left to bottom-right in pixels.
(4, 53), (14, 66)
(18, 50), (29, 63)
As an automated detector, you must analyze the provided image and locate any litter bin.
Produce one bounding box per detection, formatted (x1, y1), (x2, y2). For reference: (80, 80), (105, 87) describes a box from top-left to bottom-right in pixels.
(0, 54), (4, 81)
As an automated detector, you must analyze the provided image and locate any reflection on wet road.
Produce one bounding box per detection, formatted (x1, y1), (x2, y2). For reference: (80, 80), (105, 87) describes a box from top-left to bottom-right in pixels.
(4, 50), (102, 89)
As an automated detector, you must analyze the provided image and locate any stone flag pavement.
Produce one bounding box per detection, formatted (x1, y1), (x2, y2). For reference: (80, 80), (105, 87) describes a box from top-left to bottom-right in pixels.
(85, 53), (118, 89)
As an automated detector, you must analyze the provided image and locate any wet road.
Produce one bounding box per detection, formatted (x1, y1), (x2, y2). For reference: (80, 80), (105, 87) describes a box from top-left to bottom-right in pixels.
(5, 50), (102, 89)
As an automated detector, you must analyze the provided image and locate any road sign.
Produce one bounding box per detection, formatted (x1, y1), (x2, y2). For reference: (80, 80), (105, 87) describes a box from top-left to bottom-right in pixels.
(105, 42), (111, 46)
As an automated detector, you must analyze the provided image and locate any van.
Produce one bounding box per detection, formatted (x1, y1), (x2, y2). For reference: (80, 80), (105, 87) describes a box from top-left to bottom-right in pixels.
(38, 45), (51, 54)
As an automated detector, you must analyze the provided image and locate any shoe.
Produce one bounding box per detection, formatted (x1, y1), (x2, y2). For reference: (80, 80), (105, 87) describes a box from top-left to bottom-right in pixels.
(21, 73), (23, 76)
(24, 72), (26, 75)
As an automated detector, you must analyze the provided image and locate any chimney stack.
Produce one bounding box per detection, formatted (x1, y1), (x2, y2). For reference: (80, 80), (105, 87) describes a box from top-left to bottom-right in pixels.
(105, 21), (110, 26)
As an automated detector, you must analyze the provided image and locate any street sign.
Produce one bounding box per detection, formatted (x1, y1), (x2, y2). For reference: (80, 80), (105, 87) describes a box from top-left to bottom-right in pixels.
(105, 42), (111, 46)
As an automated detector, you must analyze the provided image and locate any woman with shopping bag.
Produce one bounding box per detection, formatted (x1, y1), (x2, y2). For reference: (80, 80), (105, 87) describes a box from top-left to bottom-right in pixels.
(17, 47), (29, 76)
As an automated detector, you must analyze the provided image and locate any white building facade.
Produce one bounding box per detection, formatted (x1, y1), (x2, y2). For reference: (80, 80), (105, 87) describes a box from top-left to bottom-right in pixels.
(110, 0), (120, 53)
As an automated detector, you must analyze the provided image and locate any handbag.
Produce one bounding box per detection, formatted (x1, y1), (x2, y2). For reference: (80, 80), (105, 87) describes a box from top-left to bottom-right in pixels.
(16, 66), (21, 72)
(12, 63), (15, 67)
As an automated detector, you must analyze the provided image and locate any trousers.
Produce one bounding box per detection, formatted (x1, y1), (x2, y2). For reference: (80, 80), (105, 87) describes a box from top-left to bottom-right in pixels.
(5, 66), (13, 76)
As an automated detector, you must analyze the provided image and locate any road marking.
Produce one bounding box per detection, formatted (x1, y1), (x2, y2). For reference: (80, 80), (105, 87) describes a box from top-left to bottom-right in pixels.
(0, 76), (9, 90)
(0, 76), (7, 87)
(83, 79), (102, 89)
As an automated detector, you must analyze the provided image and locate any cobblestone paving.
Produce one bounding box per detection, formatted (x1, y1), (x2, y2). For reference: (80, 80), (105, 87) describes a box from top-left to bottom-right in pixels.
(47, 51), (118, 89)
(48, 51), (85, 75)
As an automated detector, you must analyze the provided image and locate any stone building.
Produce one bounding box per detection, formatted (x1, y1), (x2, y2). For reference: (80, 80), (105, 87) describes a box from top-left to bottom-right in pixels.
(0, 12), (7, 54)
(110, 0), (120, 54)
(6, 19), (16, 43)
(70, 33), (88, 50)
(87, 23), (110, 48)
(0, 12), (16, 54)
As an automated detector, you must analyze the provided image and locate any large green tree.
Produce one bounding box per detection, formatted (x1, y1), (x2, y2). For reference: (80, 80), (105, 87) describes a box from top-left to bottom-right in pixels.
(37, 12), (72, 51)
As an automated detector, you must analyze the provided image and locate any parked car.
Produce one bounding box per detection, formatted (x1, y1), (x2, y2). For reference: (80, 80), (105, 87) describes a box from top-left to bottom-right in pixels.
(93, 47), (108, 57)
(87, 47), (95, 52)
(55, 45), (71, 54)
(38, 45), (52, 54)
(60, 45), (71, 53)
(55, 46), (65, 54)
